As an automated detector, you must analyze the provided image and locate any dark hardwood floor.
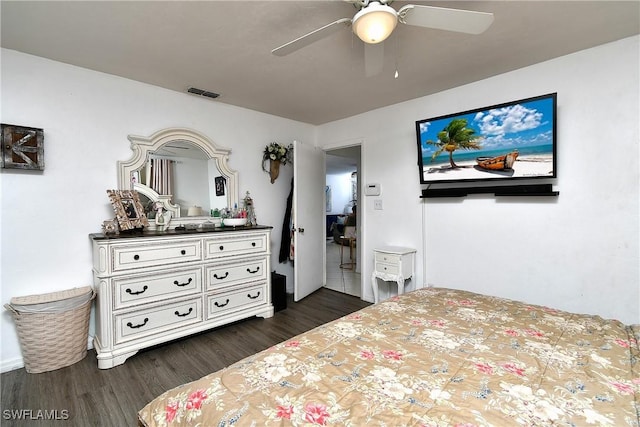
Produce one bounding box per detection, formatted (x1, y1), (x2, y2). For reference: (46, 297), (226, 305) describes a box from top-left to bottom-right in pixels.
(1, 288), (370, 426)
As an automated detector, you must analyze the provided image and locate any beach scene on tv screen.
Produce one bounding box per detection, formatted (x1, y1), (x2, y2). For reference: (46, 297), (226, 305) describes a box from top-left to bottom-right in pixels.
(418, 96), (555, 183)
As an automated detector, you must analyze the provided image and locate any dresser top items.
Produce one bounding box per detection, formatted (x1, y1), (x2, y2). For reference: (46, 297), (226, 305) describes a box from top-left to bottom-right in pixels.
(90, 225), (273, 241)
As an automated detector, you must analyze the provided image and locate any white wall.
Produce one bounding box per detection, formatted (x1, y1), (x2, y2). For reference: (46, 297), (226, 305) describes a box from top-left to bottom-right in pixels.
(326, 172), (354, 215)
(0, 49), (314, 371)
(317, 36), (640, 325)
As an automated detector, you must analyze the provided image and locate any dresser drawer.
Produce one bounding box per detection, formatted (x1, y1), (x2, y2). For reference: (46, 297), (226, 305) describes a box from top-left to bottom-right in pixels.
(375, 262), (399, 275)
(204, 234), (267, 259)
(206, 283), (267, 319)
(112, 239), (201, 272)
(375, 252), (401, 264)
(115, 298), (202, 345)
(113, 268), (202, 309)
(205, 258), (267, 291)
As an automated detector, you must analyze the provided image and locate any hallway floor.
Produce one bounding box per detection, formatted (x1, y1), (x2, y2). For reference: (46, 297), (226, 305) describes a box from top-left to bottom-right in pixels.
(325, 239), (361, 297)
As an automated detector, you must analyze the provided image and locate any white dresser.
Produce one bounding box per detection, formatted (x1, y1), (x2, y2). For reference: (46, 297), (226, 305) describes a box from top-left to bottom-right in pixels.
(371, 246), (416, 303)
(90, 227), (274, 369)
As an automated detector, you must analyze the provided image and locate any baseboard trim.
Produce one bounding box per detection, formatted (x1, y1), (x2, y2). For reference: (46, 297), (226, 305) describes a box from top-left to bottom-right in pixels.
(1, 357), (24, 373)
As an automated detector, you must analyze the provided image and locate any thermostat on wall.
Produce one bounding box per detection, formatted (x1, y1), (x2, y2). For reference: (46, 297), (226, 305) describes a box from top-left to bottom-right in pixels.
(365, 183), (380, 196)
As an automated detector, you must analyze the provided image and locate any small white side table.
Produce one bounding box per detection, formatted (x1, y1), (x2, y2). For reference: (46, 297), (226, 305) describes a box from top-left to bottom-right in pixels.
(371, 246), (416, 303)
(339, 236), (356, 270)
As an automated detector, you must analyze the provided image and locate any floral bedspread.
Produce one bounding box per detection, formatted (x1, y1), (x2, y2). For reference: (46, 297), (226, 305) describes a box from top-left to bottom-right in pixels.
(139, 288), (639, 426)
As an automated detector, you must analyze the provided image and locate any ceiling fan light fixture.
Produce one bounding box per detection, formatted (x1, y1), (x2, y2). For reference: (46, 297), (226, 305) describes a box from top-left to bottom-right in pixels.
(352, 2), (398, 44)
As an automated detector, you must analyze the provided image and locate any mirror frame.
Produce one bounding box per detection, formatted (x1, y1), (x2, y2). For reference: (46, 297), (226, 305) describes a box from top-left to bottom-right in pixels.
(118, 127), (238, 228)
(133, 182), (180, 218)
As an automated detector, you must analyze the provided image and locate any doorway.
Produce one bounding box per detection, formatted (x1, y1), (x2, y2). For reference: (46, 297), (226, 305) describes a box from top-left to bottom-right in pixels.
(324, 146), (361, 297)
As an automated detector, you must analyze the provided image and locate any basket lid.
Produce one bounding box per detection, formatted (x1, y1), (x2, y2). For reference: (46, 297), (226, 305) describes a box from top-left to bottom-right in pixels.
(9, 286), (93, 313)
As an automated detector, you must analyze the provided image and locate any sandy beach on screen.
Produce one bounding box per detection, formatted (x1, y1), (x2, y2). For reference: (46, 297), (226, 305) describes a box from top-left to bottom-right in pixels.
(422, 154), (554, 181)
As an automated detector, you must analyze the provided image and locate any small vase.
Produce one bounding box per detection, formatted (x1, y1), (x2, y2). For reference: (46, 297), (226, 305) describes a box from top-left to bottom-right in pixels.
(269, 159), (280, 184)
(155, 211), (171, 231)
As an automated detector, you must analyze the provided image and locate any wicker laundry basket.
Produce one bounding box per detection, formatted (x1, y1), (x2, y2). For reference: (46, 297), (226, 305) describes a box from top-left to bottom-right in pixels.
(5, 286), (95, 373)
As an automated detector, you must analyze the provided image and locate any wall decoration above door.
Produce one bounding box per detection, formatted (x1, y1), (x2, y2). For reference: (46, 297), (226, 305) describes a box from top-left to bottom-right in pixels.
(262, 142), (293, 183)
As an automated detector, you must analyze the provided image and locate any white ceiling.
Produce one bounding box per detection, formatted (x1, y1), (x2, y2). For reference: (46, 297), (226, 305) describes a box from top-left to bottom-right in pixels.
(1, 1), (638, 125)
(326, 146), (360, 174)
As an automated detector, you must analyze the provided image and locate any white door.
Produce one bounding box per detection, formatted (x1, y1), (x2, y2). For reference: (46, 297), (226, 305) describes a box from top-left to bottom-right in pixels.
(293, 140), (325, 301)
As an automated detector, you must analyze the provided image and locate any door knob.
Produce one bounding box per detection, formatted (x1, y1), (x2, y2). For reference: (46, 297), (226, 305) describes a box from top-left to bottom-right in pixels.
(298, 227), (305, 233)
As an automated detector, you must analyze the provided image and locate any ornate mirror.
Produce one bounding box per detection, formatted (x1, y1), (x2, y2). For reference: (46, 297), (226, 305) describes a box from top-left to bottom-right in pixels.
(118, 128), (238, 229)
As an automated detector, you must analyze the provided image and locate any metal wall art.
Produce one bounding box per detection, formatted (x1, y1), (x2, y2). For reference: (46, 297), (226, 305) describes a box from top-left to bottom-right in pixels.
(1, 124), (45, 170)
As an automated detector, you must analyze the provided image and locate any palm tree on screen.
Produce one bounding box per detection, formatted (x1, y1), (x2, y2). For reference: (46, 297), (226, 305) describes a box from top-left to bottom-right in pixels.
(427, 118), (483, 168)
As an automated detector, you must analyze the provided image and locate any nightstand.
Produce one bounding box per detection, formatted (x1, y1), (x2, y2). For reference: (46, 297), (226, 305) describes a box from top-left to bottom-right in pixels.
(371, 246), (416, 303)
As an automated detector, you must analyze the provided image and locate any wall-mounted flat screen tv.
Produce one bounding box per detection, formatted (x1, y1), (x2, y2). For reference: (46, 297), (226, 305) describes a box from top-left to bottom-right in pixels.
(416, 93), (557, 185)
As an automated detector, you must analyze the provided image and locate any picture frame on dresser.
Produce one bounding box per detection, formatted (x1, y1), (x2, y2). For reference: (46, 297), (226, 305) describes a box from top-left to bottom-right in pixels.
(107, 189), (149, 231)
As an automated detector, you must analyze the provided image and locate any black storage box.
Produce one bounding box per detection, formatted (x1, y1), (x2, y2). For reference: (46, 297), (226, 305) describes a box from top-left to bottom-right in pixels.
(271, 271), (287, 312)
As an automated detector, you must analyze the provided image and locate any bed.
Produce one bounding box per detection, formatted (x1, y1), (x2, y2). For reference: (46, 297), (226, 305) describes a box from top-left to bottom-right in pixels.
(139, 287), (639, 426)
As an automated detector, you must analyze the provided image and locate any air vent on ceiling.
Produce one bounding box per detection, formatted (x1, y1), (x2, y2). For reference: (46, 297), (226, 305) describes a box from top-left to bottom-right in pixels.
(187, 87), (220, 99)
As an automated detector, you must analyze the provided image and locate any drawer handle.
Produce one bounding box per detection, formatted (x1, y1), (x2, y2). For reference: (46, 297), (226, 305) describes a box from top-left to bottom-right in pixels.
(251, 242), (256, 247)
(219, 245), (224, 251)
(174, 307), (193, 317)
(247, 291), (261, 300)
(246, 266), (260, 274)
(125, 285), (148, 296)
(213, 272), (229, 280)
(214, 299), (230, 308)
(180, 249), (186, 255)
(126, 318), (149, 329)
(173, 278), (193, 287)
(133, 254), (140, 261)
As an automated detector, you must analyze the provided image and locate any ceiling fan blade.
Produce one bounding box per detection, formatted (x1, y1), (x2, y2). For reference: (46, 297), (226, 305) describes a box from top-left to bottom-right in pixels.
(364, 43), (384, 77)
(272, 18), (352, 56)
(398, 5), (494, 35)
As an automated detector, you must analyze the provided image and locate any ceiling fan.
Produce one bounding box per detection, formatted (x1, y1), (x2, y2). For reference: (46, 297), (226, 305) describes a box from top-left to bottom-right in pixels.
(272, 0), (494, 76)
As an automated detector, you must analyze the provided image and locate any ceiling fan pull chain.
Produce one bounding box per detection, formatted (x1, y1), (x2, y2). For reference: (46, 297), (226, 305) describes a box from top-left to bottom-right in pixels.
(394, 28), (400, 79)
